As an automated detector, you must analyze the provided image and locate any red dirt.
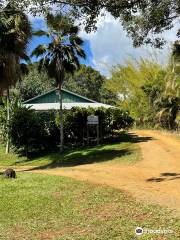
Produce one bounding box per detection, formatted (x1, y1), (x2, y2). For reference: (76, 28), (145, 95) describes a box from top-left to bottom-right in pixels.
(12, 130), (180, 215)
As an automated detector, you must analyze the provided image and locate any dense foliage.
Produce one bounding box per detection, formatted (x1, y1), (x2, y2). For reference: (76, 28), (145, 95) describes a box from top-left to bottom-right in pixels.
(2, 105), (133, 156)
(31, 13), (86, 151)
(18, 64), (55, 101)
(63, 65), (117, 104)
(107, 54), (180, 129)
(0, 1), (179, 159)
(5, 0), (180, 48)
(19, 64), (117, 104)
(0, 3), (31, 91)
(0, 96), (21, 141)
(64, 65), (105, 102)
(0, 2), (32, 153)
(8, 107), (60, 156)
(61, 107), (133, 145)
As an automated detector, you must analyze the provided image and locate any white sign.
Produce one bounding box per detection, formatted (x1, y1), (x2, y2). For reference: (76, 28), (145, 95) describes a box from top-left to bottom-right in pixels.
(87, 115), (99, 125)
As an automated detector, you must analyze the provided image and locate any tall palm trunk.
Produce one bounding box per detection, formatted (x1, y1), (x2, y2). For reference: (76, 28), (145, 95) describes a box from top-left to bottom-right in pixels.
(6, 88), (10, 154)
(59, 84), (64, 152)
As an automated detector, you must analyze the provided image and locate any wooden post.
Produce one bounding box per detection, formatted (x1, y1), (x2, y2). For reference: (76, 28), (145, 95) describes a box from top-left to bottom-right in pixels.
(97, 123), (99, 145)
(6, 88), (10, 154)
(82, 128), (85, 146)
(59, 85), (64, 153)
(87, 125), (89, 145)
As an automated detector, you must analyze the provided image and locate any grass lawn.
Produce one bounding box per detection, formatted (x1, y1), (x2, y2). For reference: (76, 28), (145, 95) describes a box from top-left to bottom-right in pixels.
(0, 173), (179, 240)
(0, 132), (142, 168)
(0, 142), (26, 166)
(0, 132), (179, 239)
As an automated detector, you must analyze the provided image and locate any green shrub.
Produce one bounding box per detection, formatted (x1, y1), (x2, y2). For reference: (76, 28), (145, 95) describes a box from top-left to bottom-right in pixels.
(61, 107), (134, 145)
(9, 107), (47, 156)
(6, 106), (133, 155)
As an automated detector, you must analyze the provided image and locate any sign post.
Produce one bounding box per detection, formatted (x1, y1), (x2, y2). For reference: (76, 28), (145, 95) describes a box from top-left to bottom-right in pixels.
(87, 115), (99, 145)
(87, 115), (99, 125)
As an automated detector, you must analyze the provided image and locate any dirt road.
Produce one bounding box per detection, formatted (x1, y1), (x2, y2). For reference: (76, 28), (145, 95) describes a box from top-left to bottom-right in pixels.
(22, 131), (180, 214)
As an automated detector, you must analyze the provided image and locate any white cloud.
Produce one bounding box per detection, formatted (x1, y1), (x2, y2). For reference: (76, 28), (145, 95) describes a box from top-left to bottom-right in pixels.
(28, 9), (177, 77)
(79, 12), (177, 77)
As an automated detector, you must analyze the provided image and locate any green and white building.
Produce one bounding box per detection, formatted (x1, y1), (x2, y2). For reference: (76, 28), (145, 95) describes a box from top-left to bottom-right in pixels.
(24, 88), (113, 110)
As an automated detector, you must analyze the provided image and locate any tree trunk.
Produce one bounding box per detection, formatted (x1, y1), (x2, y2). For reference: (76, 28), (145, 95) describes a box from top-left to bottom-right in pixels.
(59, 84), (64, 153)
(6, 88), (10, 154)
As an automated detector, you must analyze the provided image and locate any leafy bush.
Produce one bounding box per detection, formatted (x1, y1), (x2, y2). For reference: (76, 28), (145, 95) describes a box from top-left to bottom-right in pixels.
(0, 97), (21, 142)
(61, 107), (134, 145)
(5, 106), (133, 155)
(9, 107), (46, 156)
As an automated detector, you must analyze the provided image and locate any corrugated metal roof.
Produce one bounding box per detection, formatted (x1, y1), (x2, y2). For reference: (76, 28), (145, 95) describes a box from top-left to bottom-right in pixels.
(24, 102), (114, 110)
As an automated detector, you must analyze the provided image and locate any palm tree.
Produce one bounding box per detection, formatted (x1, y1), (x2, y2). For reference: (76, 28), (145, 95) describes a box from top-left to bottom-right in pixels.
(0, 3), (32, 153)
(31, 14), (86, 152)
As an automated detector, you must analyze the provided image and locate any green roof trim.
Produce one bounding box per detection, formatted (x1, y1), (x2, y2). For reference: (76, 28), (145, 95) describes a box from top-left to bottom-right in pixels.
(24, 88), (97, 104)
(24, 89), (56, 104)
(61, 88), (97, 103)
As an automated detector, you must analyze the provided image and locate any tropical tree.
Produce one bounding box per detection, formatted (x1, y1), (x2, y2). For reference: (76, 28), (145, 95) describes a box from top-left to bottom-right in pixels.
(8, 0), (180, 48)
(0, 3), (32, 153)
(18, 63), (55, 101)
(63, 65), (106, 102)
(172, 41), (180, 68)
(31, 13), (86, 152)
(157, 41), (180, 129)
(156, 95), (180, 129)
(107, 58), (166, 126)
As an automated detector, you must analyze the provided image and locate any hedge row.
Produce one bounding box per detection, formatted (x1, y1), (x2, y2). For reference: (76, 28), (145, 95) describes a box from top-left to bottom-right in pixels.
(1, 106), (134, 155)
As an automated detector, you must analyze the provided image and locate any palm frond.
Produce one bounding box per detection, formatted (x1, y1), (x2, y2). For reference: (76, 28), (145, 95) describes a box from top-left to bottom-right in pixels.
(62, 59), (76, 74)
(0, 1), (32, 83)
(20, 53), (31, 64)
(31, 45), (47, 58)
(47, 58), (57, 79)
(38, 57), (50, 72)
(32, 13), (85, 87)
(33, 30), (50, 37)
(76, 48), (86, 59)
(70, 36), (84, 46)
(37, 58), (45, 72)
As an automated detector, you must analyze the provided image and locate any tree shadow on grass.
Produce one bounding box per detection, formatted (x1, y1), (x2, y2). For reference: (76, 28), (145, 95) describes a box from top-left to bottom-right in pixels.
(22, 132), (153, 171)
(25, 147), (134, 171)
(119, 132), (154, 143)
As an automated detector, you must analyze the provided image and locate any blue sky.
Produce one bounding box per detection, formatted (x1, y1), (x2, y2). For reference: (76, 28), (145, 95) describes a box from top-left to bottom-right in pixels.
(29, 14), (178, 77)
(29, 19), (94, 67)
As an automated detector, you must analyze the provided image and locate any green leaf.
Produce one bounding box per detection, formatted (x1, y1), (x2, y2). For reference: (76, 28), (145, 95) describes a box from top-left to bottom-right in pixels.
(31, 45), (47, 57)
(33, 30), (50, 37)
